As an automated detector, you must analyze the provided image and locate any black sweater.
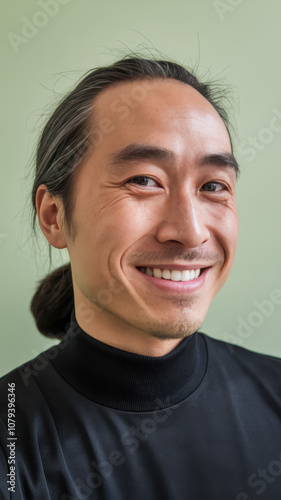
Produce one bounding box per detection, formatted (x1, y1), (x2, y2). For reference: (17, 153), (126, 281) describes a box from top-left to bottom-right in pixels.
(1, 309), (281, 500)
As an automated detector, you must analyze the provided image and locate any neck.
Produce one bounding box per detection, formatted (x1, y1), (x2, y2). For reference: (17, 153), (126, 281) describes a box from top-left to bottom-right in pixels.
(75, 297), (185, 357)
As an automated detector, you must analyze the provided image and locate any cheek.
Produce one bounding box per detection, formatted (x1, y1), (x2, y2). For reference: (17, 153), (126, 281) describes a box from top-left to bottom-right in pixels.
(78, 196), (152, 260)
(202, 199), (238, 255)
(102, 205), (152, 254)
(217, 212), (239, 261)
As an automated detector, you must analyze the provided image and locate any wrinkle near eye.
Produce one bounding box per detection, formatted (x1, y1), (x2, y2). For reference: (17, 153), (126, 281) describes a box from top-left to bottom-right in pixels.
(92, 192), (133, 217)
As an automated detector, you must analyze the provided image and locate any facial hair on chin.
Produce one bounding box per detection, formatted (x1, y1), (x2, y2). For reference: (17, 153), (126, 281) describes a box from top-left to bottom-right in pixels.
(144, 316), (203, 341)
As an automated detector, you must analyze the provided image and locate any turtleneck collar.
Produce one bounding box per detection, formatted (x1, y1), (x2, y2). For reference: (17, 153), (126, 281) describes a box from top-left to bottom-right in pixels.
(51, 308), (207, 412)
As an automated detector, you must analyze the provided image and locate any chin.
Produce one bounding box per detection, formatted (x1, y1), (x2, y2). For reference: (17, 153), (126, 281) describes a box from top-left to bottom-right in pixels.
(145, 316), (204, 341)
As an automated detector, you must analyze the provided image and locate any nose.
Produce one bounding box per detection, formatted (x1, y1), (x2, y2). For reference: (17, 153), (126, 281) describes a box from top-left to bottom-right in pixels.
(155, 191), (210, 248)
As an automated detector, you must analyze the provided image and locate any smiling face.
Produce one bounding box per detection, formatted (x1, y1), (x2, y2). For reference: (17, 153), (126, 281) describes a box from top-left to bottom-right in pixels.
(63, 78), (239, 355)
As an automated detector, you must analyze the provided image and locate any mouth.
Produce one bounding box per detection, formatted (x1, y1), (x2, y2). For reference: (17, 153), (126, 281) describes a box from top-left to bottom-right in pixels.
(137, 266), (206, 282)
(135, 266), (211, 293)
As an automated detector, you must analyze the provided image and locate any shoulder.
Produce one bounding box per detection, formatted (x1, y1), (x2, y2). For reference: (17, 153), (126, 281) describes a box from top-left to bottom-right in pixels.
(200, 331), (281, 358)
(198, 331), (281, 382)
(0, 347), (60, 420)
(0, 352), (50, 392)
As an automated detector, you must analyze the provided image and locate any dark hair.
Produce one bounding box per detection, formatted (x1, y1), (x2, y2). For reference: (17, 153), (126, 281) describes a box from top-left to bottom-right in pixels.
(30, 54), (236, 338)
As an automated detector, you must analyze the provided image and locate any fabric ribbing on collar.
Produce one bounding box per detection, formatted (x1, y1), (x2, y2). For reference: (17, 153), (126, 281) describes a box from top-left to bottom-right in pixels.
(50, 308), (208, 411)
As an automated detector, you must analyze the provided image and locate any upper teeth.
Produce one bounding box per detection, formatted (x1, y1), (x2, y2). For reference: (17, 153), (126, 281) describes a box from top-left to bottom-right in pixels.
(140, 267), (201, 282)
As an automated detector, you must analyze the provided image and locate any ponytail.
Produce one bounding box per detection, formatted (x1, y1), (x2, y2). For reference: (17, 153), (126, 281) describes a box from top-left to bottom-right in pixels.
(30, 264), (74, 339)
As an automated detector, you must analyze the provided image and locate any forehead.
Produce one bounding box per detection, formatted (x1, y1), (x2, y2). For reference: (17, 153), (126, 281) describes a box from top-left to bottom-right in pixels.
(91, 78), (232, 158)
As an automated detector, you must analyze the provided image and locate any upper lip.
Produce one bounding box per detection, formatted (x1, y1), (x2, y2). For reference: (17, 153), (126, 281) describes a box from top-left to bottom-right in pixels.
(137, 264), (211, 270)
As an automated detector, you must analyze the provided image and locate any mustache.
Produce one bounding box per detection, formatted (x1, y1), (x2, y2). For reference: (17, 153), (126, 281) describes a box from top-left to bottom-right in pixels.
(129, 248), (220, 265)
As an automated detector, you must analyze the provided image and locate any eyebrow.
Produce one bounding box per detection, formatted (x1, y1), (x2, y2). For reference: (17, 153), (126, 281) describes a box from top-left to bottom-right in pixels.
(105, 143), (240, 177)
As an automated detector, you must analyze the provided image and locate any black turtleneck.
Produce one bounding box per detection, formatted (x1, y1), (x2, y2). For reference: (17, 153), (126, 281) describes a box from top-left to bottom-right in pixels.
(51, 309), (207, 411)
(1, 309), (281, 500)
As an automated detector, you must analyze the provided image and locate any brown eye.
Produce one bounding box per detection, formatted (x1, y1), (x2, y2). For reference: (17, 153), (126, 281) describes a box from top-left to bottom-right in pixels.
(126, 176), (158, 187)
(201, 182), (227, 192)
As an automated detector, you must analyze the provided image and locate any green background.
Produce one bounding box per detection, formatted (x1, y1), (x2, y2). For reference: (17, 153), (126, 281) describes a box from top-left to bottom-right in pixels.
(1, 0), (281, 376)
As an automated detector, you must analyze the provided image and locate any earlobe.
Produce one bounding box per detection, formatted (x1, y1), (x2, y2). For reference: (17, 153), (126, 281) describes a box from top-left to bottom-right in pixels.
(36, 184), (67, 249)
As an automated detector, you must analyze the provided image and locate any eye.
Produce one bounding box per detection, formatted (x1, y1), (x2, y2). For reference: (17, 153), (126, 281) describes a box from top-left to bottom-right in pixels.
(201, 181), (228, 192)
(125, 176), (159, 187)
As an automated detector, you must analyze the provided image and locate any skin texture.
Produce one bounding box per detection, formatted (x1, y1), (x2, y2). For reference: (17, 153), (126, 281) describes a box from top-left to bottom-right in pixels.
(37, 78), (239, 357)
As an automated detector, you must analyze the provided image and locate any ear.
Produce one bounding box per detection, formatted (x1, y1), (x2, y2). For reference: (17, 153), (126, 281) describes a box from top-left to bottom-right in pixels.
(36, 184), (68, 249)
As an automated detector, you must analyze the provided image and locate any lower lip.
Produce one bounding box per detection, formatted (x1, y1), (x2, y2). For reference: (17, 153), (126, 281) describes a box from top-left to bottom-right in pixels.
(136, 267), (211, 293)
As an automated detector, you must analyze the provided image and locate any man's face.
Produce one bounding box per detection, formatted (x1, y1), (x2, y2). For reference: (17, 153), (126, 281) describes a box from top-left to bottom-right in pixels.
(66, 78), (239, 343)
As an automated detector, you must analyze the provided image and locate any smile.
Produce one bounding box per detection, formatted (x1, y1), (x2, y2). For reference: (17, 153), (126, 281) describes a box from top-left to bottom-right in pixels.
(136, 266), (210, 294)
(138, 267), (202, 282)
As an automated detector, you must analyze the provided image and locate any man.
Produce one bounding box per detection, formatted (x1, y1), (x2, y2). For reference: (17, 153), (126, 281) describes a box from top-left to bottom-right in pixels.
(1, 56), (281, 500)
